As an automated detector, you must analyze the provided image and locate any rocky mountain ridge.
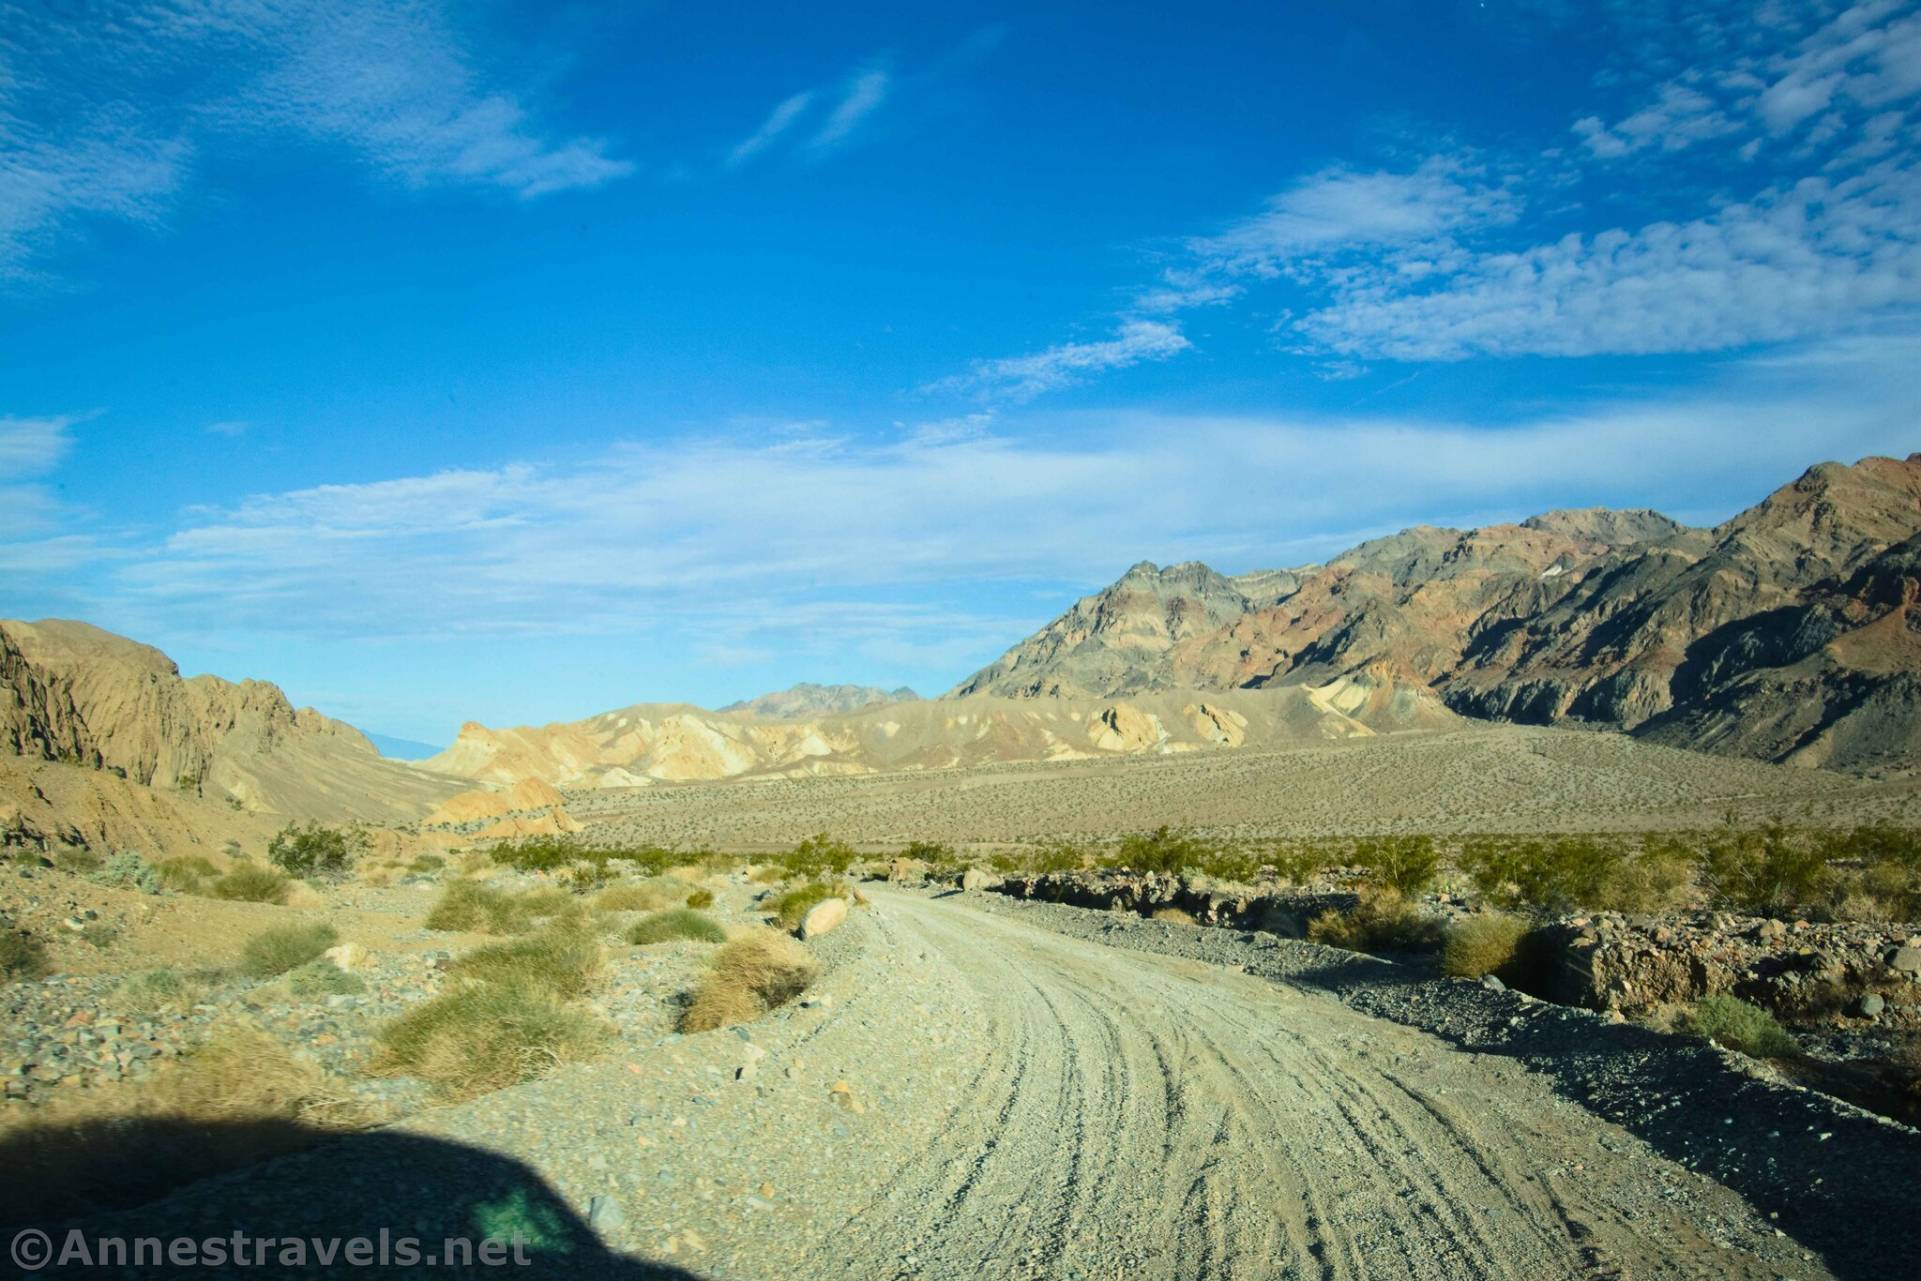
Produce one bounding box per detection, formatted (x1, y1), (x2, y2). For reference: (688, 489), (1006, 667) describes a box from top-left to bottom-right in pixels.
(0, 619), (460, 824)
(949, 454), (1921, 773)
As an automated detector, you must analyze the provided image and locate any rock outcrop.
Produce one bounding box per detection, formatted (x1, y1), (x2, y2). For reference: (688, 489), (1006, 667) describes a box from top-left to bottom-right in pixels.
(719, 683), (920, 719)
(0, 619), (460, 822)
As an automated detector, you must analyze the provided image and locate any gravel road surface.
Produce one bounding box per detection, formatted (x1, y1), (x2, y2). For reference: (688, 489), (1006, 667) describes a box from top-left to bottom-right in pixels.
(69, 887), (1862, 1279)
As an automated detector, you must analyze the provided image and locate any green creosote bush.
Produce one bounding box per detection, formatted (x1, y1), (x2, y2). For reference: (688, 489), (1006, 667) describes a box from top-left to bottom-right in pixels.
(1685, 995), (1798, 1059)
(267, 824), (358, 882)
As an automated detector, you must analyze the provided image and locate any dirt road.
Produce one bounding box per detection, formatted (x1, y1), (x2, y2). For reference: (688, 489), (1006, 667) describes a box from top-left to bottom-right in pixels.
(85, 888), (1843, 1279)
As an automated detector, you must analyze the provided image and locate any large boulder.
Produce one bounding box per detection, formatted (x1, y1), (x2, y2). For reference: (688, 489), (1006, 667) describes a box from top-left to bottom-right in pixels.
(799, 896), (848, 939)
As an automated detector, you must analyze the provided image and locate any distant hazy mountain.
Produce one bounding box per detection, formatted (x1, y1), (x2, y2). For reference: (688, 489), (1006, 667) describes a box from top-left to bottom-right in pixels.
(949, 454), (1921, 774)
(365, 731), (443, 760)
(720, 682), (920, 719)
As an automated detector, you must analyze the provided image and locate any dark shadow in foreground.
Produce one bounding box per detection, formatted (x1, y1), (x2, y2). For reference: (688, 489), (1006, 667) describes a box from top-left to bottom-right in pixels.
(0, 1116), (707, 1280)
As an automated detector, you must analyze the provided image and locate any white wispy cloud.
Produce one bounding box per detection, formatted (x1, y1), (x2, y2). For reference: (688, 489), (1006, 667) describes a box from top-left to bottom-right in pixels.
(50, 332), (1919, 649)
(1191, 156), (1520, 276)
(204, 419), (250, 438)
(1138, 0), (1921, 363)
(810, 70), (891, 150)
(931, 320), (1193, 402)
(0, 414), (82, 543)
(1, 0), (630, 278)
(727, 91), (816, 167)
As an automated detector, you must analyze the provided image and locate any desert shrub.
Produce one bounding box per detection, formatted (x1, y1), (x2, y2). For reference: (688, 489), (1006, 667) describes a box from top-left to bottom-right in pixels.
(408, 853), (446, 875)
(1441, 913), (1528, 978)
(287, 961), (365, 998)
(783, 833), (856, 879)
(1824, 825), (1921, 921)
(1150, 906), (1198, 926)
(1307, 887), (1444, 955)
(53, 847), (104, 876)
(1028, 842), (1084, 874)
(206, 864), (291, 904)
(685, 889), (714, 909)
(749, 864), (788, 884)
(1459, 836), (1626, 912)
(267, 824), (357, 881)
(450, 929), (603, 999)
(1111, 826), (1210, 875)
(1270, 840), (1332, 887)
(1, 931), (48, 980)
(1686, 995), (1798, 1059)
(680, 930), (818, 1032)
(629, 909), (726, 946)
(766, 881), (839, 930)
(562, 862), (612, 894)
(115, 968), (216, 1011)
(372, 982), (604, 1100)
(1599, 839), (1697, 914)
(901, 840), (955, 866)
(424, 880), (573, 934)
(239, 922), (339, 978)
(154, 856), (216, 893)
(0, 1023), (371, 1225)
(1199, 844), (1260, 884)
(594, 881), (672, 913)
(1352, 835), (1440, 896)
(1702, 825), (1831, 916)
(487, 836), (582, 873)
(96, 851), (162, 894)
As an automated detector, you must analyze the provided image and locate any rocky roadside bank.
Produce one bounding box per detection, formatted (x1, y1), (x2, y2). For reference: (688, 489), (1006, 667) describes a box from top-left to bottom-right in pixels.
(953, 883), (1921, 1279)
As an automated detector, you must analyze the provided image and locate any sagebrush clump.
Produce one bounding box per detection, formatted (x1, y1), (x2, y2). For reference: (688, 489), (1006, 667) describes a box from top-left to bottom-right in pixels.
(766, 881), (840, 930)
(1, 930), (48, 980)
(450, 928), (602, 999)
(680, 930), (818, 1032)
(267, 824), (358, 881)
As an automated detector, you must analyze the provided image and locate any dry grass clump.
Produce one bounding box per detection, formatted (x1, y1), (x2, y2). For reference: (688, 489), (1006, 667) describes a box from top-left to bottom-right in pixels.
(154, 855), (218, 893)
(1150, 906), (1198, 926)
(287, 961), (365, 998)
(371, 981), (604, 1101)
(450, 928), (603, 999)
(114, 968), (218, 1012)
(628, 909), (726, 946)
(593, 881), (673, 913)
(1441, 912), (1528, 978)
(1, 930), (48, 980)
(685, 888), (715, 909)
(766, 881), (840, 931)
(680, 930), (818, 1032)
(424, 879), (576, 934)
(206, 863), (292, 904)
(1686, 994), (1798, 1059)
(239, 922), (339, 978)
(1307, 887), (1444, 956)
(0, 1023), (371, 1225)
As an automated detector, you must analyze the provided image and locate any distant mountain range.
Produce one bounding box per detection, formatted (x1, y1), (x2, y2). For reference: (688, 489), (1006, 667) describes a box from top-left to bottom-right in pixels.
(719, 683), (920, 720)
(8, 453), (1921, 816)
(951, 453), (1921, 774)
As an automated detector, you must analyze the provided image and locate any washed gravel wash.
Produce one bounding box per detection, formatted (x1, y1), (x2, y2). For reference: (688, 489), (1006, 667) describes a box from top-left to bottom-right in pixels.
(44, 886), (1914, 1279)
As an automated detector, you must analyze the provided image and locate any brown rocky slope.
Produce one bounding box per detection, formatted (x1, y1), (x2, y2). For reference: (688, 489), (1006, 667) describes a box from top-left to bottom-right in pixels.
(0, 619), (460, 826)
(950, 454), (1921, 773)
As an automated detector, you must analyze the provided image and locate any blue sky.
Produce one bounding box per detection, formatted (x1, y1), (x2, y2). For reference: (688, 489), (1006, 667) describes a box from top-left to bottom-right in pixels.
(3, 0), (1919, 745)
